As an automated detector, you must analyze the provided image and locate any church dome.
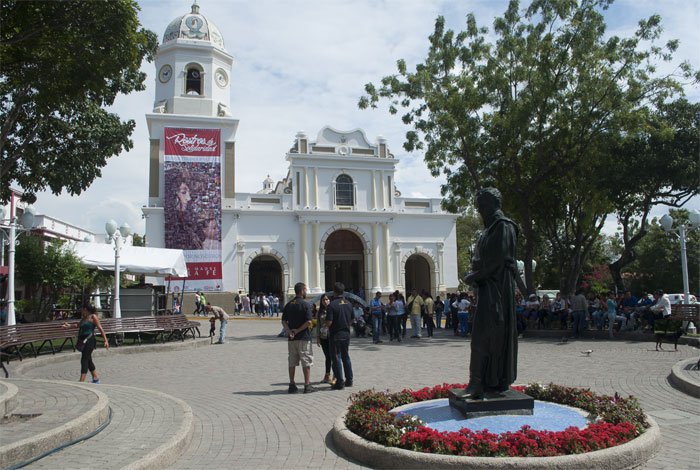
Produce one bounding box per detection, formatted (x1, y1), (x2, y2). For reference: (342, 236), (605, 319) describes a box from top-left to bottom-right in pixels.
(162, 2), (225, 50)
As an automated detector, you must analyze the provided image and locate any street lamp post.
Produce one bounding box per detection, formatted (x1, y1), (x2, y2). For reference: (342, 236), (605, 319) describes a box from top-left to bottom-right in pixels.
(105, 220), (131, 319)
(0, 205), (36, 326)
(659, 211), (700, 304)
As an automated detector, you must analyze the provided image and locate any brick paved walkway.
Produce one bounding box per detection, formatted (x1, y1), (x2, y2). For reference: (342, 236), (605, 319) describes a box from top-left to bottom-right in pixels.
(20, 320), (700, 469)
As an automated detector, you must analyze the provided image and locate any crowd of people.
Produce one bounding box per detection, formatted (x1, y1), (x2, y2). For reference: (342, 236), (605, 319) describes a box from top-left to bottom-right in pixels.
(513, 289), (674, 339)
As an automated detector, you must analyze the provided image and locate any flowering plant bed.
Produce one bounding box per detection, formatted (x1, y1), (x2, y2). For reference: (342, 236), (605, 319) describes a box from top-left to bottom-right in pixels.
(344, 383), (648, 457)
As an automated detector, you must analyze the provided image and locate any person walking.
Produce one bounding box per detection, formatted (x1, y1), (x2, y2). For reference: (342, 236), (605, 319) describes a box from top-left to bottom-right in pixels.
(282, 282), (315, 394)
(326, 282), (354, 390)
(62, 305), (108, 383)
(193, 291), (201, 315)
(206, 304), (229, 344)
(199, 292), (207, 316)
(434, 296), (444, 329)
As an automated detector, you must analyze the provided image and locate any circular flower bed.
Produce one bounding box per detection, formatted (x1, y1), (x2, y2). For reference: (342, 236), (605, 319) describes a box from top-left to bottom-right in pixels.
(344, 383), (649, 457)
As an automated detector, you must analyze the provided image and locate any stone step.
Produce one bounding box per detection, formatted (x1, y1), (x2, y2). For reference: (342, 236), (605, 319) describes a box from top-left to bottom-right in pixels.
(0, 378), (109, 469)
(0, 380), (19, 416)
(23, 383), (193, 470)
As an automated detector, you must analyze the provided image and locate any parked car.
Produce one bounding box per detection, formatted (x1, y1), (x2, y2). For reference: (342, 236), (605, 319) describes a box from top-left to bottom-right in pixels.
(667, 293), (698, 305)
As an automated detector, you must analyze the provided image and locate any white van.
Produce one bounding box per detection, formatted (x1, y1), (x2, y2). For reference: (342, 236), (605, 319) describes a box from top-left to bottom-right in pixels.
(667, 293), (698, 305)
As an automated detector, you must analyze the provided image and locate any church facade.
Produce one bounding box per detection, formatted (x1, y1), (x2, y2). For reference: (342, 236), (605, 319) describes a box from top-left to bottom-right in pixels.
(142, 4), (458, 300)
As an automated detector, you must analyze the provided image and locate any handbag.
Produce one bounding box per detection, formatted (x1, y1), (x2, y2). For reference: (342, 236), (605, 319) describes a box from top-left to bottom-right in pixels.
(76, 333), (94, 352)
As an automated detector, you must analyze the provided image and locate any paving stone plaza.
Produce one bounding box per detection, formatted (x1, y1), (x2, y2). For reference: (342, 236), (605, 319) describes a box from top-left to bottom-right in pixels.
(2, 318), (699, 469)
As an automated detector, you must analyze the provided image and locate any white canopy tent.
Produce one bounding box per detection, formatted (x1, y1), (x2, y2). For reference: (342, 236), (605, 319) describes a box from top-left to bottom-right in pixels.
(68, 241), (188, 277)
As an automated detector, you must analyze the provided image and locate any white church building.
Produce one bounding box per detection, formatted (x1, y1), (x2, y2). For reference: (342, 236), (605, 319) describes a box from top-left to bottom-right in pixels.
(142, 3), (458, 300)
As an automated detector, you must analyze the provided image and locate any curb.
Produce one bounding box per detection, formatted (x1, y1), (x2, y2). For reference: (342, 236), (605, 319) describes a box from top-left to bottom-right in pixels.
(0, 379), (110, 469)
(0, 380), (19, 416)
(669, 357), (700, 398)
(114, 385), (195, 470)
(332, 409), (661, 469)
(9, 337), (211, 378)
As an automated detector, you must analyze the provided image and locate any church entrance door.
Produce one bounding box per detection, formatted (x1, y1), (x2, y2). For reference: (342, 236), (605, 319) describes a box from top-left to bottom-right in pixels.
(249, 255), (282, 297)
(324, 230), (364, 294)
(405, 254), (431, 294)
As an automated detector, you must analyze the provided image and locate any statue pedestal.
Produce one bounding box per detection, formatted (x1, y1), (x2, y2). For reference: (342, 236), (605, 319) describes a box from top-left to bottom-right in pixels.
(448, 388), (534, 419)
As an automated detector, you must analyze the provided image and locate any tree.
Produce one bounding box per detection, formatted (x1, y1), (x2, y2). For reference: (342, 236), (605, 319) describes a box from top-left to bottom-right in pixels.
(0, 0), (158, 203)
(15, 237), (88, 320)
(359, 0), (697, 295)
(607, 99), (700, 290)
(623, 210), (699, 295)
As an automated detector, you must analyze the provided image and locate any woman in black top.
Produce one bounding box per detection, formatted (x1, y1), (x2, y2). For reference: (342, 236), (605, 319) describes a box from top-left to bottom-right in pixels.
(315, 294), (334, 384)
(63, 305), (108, 383)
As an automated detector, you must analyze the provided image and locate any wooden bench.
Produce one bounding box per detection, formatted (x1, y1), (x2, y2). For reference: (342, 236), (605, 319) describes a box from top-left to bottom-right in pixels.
(1, 315), (201, 365)
(0, 321), (79, 362)
(653, 304), (699, 350)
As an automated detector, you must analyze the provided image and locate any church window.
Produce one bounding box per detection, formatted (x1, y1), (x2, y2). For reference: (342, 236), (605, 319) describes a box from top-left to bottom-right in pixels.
(335, 174), (354, 206)
(185, 64), (203, 95)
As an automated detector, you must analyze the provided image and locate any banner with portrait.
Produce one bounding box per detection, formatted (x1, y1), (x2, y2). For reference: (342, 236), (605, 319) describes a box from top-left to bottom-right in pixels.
(163, 127), (222, 292)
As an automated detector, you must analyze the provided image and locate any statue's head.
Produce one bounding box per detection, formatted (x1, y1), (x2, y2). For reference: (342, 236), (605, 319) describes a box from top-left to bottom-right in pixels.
(475, 187), (501, 219)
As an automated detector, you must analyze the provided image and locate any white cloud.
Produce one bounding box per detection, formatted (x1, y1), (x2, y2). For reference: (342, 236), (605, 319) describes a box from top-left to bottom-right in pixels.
(30, 0), (699, 235)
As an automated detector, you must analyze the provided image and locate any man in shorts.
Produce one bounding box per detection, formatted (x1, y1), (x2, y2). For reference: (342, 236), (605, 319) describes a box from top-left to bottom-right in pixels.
(281, 282), (315, 394)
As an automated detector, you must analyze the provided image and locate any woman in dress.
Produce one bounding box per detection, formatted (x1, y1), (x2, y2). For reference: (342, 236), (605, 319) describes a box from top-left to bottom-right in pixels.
(63, 305), (108, 383)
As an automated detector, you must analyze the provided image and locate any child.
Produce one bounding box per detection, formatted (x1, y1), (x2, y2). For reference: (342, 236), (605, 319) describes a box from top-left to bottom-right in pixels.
(209, 316), (216, 337)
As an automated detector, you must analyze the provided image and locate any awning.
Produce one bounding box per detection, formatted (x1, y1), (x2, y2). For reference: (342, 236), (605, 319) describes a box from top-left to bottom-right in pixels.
(68, 241), (188, 277)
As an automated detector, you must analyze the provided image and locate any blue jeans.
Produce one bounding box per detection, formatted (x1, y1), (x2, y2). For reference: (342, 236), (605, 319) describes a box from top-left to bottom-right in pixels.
(331, 336), (353, 384)
(572, 310), (586, 337)
(218, 319), (228, 343)
(372, 314), (382, 342)
(435, 312), (442, 328)
(458, 311), (469, 336)
(411, 315), (421, 337)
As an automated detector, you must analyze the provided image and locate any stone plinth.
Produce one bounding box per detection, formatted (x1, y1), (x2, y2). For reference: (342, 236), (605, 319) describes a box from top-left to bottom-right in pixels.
(448, 388), (534, 418)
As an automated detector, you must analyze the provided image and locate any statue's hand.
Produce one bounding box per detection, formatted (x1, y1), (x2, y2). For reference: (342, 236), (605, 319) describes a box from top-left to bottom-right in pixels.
(464, 272), (476, 285)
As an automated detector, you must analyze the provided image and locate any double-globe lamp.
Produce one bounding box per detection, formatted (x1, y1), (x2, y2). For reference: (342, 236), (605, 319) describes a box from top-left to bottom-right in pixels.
(105, 219), (132, 319)
(659, 210), (700, 304)
(0, 204), (36, 326)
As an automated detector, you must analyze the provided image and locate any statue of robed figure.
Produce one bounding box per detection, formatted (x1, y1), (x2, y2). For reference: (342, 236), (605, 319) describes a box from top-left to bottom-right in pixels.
(463, 188), (521, 399)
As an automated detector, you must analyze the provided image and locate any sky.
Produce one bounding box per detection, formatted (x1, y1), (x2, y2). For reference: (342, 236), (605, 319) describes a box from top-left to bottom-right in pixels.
(30, 0), (700, 236)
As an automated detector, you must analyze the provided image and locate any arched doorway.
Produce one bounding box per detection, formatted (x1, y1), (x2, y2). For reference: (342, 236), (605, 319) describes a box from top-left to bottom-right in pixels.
(324, 230), (364, 293)
(405, 254), (431, 294)
(249, 255), (282, 297)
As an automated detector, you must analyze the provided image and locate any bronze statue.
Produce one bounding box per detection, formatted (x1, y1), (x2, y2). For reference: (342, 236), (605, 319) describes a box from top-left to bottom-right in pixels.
(463, 188), (519, 399)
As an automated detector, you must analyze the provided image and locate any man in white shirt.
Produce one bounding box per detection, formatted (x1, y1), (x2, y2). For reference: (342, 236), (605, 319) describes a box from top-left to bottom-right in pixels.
(650, 290), (672, 317)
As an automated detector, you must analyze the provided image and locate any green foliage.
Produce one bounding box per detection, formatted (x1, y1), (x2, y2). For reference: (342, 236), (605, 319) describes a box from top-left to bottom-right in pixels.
(607, 99), (700, 290)
(622, 209), (700, 294)
(360, 0), (697, 295)
(456, 211), (482, 282)
(14, 237), (88, 320)
(0, 0), (158, 203)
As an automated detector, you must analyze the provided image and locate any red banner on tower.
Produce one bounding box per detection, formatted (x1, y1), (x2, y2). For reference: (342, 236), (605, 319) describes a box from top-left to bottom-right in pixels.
(164, 128), (220, 157)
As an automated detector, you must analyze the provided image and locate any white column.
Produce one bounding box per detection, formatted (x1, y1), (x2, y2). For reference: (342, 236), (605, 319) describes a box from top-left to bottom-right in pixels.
(237, 242), (246, 292)
(303, 168), (310, 208)
(313, 167), (319, 209)
(381, 172), (388, 209)
(394, 242), (402, 291)
(383, 222), (391, 290)
(437, 242), (446, 294)
(371, 223), (381, 291)
(312, 221), (322, 293)
(371, 170), (377, 210)
(6, 223), (16, 325)
(286, 240), (295, 297)
(299, 221), (308, 285)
